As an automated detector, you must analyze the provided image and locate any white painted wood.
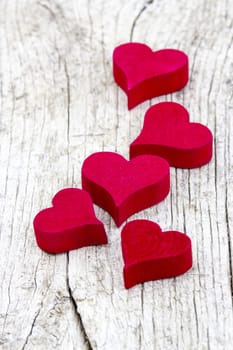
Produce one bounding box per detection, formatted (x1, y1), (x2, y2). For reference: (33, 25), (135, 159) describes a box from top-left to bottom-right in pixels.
(0, 0), (232, 349)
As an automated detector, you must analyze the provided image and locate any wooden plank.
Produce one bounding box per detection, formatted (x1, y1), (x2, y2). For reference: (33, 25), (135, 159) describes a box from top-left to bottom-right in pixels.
(0, 0), (232, 349)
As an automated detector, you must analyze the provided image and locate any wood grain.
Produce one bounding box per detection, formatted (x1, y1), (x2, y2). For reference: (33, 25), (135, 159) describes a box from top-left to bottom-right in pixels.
(0, 0), (232, 349)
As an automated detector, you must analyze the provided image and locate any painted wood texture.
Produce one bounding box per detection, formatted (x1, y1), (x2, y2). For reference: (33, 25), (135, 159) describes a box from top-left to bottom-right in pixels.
(0, 0), (232, 349)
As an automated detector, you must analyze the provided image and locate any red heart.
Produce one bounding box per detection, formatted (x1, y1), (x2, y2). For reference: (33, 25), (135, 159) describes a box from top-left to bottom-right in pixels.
(33, 188), (107, 254)
(121, 220), (192, 289)
(130, 102), (213, 168)
(81, 152), (170, 227)
(113, 42), (188, 109)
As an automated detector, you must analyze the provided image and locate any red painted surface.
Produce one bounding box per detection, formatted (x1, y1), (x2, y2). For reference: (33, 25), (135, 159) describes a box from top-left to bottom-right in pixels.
(33, 188), (107, 254)
(130, 102), (213, 168)
(81, 152), (170, 227)
(113, 42), (188, 109)
(121, 220), (192, 289)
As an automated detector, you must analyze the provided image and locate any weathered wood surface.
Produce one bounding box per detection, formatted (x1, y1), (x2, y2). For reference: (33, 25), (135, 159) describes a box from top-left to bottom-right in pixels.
(0, 0), (233, 349)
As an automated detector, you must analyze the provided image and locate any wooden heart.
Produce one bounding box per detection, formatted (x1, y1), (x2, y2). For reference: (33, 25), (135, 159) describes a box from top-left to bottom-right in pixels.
(121, 219), (192, 289)
(81, 152), (170, 227)
(113, 42), (188, 109)
(33, 188), (107, 254)
(130, 102), (213, 168)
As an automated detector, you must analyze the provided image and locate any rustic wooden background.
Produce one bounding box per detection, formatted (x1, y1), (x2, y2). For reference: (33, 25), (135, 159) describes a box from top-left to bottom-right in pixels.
(0, 0), (233, 349)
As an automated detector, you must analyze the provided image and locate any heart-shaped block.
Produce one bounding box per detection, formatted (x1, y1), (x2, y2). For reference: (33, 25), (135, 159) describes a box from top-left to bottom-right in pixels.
(121, 220), (192, 289)
(81, 152), (170, 227)
(33, 188), (107, 254)
(130, 102), (213, 168)
(113, 42), (188, 109)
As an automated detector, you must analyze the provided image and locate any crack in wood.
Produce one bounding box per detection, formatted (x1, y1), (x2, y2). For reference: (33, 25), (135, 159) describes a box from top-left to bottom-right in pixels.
(38, 1), (57, 20)
(21, 309), (40, 350)
(130, 0), (154, 41)
(225, 189), (233, 299)
(64, 61), (71, 148)
(64, 59), (71, 184)
(66, 253), (93, 350)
